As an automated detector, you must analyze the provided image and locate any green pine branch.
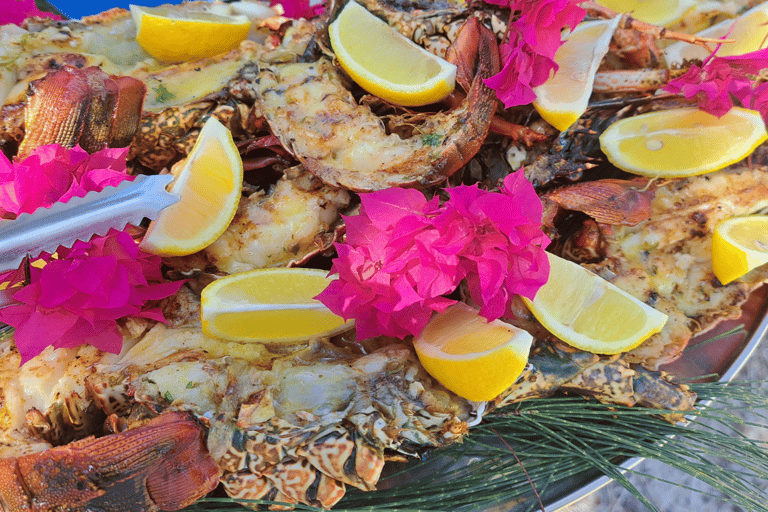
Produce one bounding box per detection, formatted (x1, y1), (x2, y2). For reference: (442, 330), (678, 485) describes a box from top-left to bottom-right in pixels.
(186, 381), (768, 512)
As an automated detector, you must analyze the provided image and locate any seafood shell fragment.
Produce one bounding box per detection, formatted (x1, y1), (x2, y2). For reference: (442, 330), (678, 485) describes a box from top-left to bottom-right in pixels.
(17, 66), (146, 159)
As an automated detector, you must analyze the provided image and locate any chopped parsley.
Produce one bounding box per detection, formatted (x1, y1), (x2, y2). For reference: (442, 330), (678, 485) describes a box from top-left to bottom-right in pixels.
(154, 83), (175, 104)
(421, 133), (443, 147)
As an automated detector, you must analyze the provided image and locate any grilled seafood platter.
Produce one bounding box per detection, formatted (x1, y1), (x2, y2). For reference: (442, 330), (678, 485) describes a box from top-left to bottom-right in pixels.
(1, 0), (768, 510)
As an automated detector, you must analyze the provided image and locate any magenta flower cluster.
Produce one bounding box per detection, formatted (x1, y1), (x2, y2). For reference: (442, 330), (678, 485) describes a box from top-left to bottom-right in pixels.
(0, 145), (183, 364)
(663, 47), (768, 122)
(0, 232), (183, 364)
(270, 0), (324, 19)
(483, 0), (586, 108)
(0, 145), (134, 218)
(1, 0), (60, 26)
(316, 169), (551, 341)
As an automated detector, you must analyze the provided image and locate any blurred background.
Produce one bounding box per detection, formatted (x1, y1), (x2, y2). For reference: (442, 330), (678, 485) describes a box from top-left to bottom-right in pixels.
(39, 0), (172, 19)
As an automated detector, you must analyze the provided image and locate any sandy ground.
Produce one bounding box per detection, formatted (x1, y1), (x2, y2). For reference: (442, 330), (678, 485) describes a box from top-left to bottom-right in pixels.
(558, 330), (768, 512)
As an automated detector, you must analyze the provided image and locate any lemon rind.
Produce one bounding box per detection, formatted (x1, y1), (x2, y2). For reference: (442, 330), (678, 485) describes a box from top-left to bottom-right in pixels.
(712, 216), (768, 284)
(328, 0), (457, 107)
(596, 0), (696, 27)
(130, 4), (251, 62)
(664, 2), (768, 67)
(200, 268), (351, 343)
(599, 107), (768, 178)
(135, 6), (250, 25)
(201, 317), (353, 344)
(533, 16), (621, 132)
(523, 254), (669, 355)
(139, 118), (244, 256)
(413, 330), (533, 362)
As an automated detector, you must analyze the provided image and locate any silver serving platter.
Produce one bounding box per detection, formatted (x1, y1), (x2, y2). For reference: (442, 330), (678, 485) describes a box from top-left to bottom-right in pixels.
(370, 286), (768, 512)
(549, 285), (768, 511)
(31, 2), (768, 509)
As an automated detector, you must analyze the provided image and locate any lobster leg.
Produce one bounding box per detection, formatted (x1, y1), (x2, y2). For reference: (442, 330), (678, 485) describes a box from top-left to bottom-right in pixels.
(494, 342), (697, 420)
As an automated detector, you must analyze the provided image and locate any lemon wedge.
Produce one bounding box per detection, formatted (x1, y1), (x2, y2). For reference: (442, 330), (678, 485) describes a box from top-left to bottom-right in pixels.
(664, 3), (768, 67)
(130, 4), (251, 63)
(413, 303), (533, 402)
(328, 0), (456, 106)
(140, 117), (243, 256)
(522, 253), (668, 355)
(712, 216), (768, 285)
(599, 107), (768, 178)
(201, 268), (353, 343)
(533, 16), (621, 132)
(594, 0), (697, 27)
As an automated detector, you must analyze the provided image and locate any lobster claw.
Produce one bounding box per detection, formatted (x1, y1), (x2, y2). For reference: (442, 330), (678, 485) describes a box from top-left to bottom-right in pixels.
(445, 16), (500, 94)
(0, 411), (220, 512)
(443, 17), (549, 147)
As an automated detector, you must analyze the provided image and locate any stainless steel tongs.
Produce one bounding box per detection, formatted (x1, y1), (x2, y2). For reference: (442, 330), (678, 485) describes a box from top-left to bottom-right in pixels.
(0, 173), (179, 276)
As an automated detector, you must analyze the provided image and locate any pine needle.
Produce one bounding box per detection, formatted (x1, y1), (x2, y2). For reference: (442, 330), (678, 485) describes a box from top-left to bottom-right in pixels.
(684, 325), (748, 350)
(184, 381), (768, 512)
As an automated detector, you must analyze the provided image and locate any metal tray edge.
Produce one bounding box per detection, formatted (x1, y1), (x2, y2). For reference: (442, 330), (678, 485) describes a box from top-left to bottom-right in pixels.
(548, 304), (768, 511)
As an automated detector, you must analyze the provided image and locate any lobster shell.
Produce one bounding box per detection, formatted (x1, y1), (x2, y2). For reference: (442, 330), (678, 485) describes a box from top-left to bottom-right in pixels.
(0, 411), (220, 512)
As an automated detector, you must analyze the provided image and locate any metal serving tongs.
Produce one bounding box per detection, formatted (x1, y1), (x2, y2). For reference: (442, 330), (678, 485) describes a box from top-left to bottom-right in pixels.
(0, 174), (179, 306)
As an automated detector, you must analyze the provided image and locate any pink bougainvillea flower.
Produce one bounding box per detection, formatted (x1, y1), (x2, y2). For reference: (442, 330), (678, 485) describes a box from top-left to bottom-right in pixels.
(0, 231), (184, 364)
(316, 169), (551, 340)
(664, 59), (741, 117)
(2, 0), (61, 26)
(317, 188), (457, 340)
(510, 0), (587, 59)
(484, 31), (541, 108)
(716, 48), (768, 121)
(432, 169), (550, 320)
(749, 81), (768, 122)
(0, 144), (133, 217)
(270, 0), (324, 19)
(482, 0), (586, 108)
(715, 47), (768, 75)
(663, 47), (768, 120)
(0, 144), (184, 365)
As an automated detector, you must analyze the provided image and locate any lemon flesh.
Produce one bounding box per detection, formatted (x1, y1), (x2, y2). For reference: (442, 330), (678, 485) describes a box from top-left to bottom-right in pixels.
(664, 3), (768, 67)
(201, 268), (352, 343)
(522, 253), (668, 355)
(599, 107), (768, 178)
(595, 0), (696, 26)
(414, 303), (533, 402)
(130, 4), (251, 63)
(140, 117), (243, 256)
(533, 17), (620, 132)
(328, 0), (456, 106)
(712, 216), (768, 285)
